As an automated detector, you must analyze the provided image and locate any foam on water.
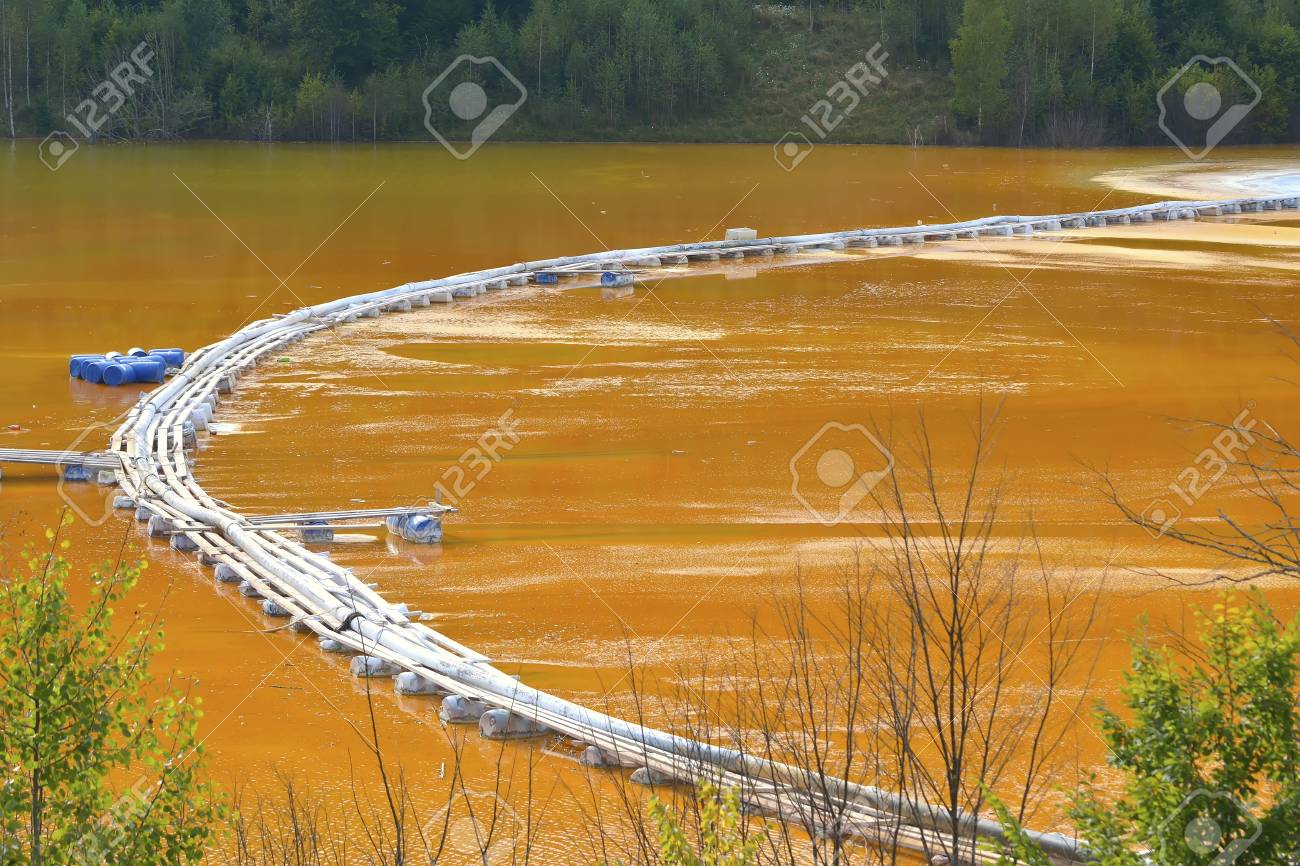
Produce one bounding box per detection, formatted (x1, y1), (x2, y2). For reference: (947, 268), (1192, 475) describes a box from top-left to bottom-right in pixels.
(1096, 159), (1300, 200)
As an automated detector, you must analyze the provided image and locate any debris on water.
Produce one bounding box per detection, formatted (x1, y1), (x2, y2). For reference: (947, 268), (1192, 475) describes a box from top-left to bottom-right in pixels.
(277, 357), (290, 364)
(671, 449), (686, 455)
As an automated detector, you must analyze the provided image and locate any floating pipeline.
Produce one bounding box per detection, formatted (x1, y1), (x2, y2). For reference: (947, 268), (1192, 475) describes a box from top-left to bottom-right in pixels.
(69, 348), (186, 386)
(107, 193), (1300, 865)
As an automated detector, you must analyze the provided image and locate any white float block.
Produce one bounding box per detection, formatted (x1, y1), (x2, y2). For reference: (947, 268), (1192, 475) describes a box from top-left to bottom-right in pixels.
(238, 580), (263, 598)
(479, 708), (550, 740)
(262, 598), (291, 618)
(147, 515), (174, 537)
(395, 671), (445, 695)
(661, 254), (689, 264)
(214, 563), (241, 583)
(629, 766), (679, 787)
(350, 655), (401, 678)
(439, 695), (488, 724)
(429, 291), (453, 303)
(198, 550), (220, 567)
(95, 469), (118, 486)
(580, 745), (629, 768)
(289, 619), (315, 634)
(170, 533), (199, 553)
(319, 636), (349, 653)
(724, 227), (758, 241)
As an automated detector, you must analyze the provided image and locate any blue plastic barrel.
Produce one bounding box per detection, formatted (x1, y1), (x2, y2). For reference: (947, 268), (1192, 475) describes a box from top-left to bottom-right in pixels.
(82, 360), (113, 385)
(401, 514), (442, 543)
(122, 357), (167, 384)
(149, 348), (185, 368)
(536, 272), (559, 285)
(601, 271), (633, 287)
(102, 362), (134, 387)
(69, 354), (102, 377)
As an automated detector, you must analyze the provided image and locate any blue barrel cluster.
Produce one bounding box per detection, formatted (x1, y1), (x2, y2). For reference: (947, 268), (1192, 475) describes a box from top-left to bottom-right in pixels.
(69, 348), (185, 386)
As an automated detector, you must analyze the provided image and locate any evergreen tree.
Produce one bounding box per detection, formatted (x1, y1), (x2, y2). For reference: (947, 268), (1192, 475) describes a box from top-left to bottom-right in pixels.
(950, 0), (1011, 129)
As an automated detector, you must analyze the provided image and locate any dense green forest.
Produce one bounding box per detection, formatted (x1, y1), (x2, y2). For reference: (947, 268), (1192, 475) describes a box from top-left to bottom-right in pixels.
(2, 0), (1297, 146)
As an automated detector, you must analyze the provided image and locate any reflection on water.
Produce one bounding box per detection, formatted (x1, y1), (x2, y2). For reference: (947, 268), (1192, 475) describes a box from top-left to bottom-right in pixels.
(2, 143), (1299, 855)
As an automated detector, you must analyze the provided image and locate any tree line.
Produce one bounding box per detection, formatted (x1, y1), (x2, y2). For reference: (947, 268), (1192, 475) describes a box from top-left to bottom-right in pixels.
(0, 0), (1296, 147)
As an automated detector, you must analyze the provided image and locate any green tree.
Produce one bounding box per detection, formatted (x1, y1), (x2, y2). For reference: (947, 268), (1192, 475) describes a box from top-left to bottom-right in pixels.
(646, 782), (758, 866)
(950, 0), (1011, 129)
(992, 593), (1300, 866)
(291, 0), (398, 86)
(0, 520), (222, 865)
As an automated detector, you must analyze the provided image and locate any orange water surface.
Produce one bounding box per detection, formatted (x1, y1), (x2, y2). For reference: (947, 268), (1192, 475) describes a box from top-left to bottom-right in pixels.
(2, 142), (1299, 862)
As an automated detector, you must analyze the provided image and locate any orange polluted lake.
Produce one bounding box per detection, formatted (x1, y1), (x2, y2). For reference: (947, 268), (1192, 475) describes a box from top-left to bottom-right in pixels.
(2, 143), (1299, 860)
